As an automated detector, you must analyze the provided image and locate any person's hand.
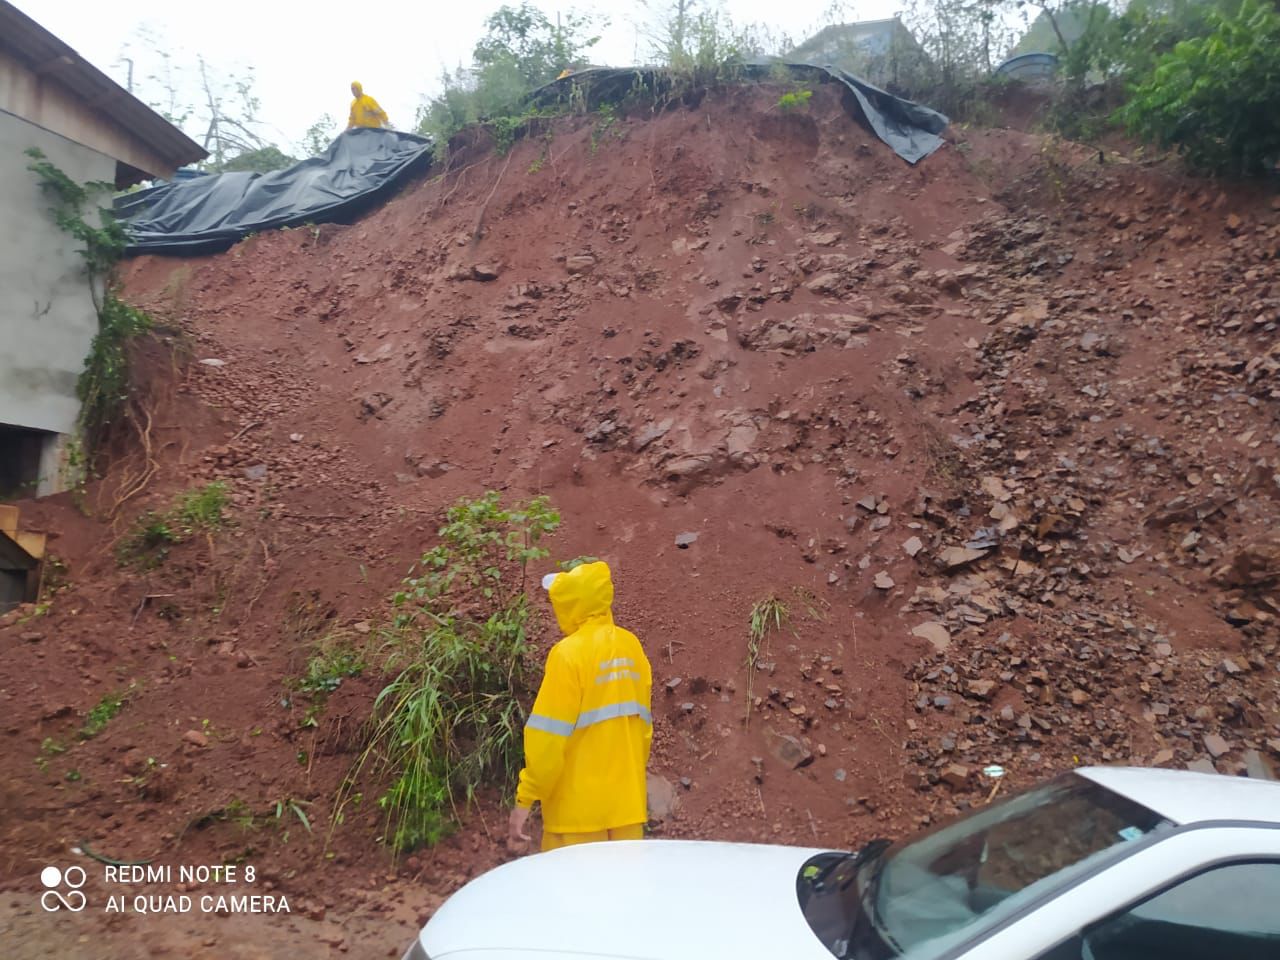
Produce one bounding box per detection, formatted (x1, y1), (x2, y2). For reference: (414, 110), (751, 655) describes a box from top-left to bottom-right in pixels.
(507, 806), (532, 855)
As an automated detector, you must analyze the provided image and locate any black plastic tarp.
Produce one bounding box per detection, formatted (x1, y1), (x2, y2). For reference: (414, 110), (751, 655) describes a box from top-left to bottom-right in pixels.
(528, 62), (949, 165)
(116, 128), (434, 255)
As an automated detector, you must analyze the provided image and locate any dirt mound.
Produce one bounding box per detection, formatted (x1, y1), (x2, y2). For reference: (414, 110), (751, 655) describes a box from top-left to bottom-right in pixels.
(3, 82), (1279, 957)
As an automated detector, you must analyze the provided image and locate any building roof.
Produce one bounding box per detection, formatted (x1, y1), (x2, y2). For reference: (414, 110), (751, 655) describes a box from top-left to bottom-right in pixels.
(1081, 766), (1280, 826)
(0, 2), (205, 175)
(790, 18), (920, 61)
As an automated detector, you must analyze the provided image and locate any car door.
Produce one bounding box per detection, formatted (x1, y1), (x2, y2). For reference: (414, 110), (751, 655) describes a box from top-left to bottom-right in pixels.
(947, 824), (1280, 959)
(1046, 860), (1280, 960)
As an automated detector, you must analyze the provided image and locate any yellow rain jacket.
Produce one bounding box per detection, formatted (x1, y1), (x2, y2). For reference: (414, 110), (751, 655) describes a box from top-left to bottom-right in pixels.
(516, 561), (652, 834)
(347, 81), (389, 129)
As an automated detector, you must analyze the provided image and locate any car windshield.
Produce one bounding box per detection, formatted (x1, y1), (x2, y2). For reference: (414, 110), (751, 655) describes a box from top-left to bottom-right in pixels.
(797, 773), (1172, 960)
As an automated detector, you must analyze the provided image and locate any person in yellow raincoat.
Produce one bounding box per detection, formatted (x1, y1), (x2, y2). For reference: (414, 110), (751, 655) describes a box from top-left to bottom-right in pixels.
(508, 560), (652, 853)
(347, 81), (390, 129)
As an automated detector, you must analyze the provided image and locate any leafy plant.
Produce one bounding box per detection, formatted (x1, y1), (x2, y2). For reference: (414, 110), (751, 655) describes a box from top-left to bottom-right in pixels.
(78, 295), (153, 444)
(117, 482), (230, 567)
(527, 138), (550, 174)
(290, 630), (365, 727)
(218, 145), (297, 174)
(297, 636), (365, 696)
(651, 1), (759, 87)
(416, 4), (600, 146)
(337, 491), (559, 851)
(80, 688), (130, 739)
(224, 798), (257, 831)
(26, 149), (153, 448)
(116, 514), (176, 568)
(303, 114), (338, 157)
(589, 103), (620, 155)
(272, 798), (312, 842)
(486, 107), (561, 155)
(35, 738), (66, 773)
(1118, 0), (1280, 175)
(777, 88), (812, 111)
(172, 482), (229, 534)
(24, 149), (125, 293)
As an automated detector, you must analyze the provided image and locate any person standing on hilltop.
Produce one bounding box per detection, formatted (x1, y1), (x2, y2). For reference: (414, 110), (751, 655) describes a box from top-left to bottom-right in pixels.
(508, 560), (652, 853)
(347, 81), (390, 130)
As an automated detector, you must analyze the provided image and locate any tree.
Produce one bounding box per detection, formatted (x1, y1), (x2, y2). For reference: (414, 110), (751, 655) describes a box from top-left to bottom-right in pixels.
(1118, 0), (1280, 175)
(196, 58), (271, 171)
(303, 114), (339, 157)
(219, 145), (298, 174)
(415, 4), (601, 143)
(473, 3), (599, 88)
(639, 0), (776, 83)
(899, 0), (1019, 110)
(113, 29), (290, 174)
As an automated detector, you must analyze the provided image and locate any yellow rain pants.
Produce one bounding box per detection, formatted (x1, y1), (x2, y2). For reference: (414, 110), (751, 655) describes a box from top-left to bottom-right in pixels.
(542, 823), (644, 852)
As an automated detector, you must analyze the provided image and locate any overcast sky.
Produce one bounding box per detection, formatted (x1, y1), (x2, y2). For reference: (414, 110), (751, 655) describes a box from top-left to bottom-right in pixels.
(29, 0), (905, 156)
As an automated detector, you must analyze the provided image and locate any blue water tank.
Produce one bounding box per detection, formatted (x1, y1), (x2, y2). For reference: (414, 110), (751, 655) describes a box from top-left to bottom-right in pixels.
(995, 52), (1059, 82)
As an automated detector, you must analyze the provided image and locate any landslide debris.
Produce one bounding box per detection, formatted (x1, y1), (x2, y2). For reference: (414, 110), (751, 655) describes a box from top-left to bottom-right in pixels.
(2, 85), (1278, 957)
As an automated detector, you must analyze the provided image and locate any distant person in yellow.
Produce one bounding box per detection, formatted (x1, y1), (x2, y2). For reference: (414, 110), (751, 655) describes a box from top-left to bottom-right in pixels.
(508, 561), (652, 853)
(347, 81), (389, 129)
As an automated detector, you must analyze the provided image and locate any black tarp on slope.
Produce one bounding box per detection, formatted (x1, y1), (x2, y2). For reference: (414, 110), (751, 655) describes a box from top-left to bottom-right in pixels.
(116, 127), (434, 255)
(119, 66), (945, 255)
(528, 63), (949, 165)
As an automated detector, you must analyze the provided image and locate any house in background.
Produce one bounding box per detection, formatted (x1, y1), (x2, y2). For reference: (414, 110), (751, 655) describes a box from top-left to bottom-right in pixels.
(788, 18), (931, 93)
(1009, 8), (1091, 58)
(0, 1), (204, 499)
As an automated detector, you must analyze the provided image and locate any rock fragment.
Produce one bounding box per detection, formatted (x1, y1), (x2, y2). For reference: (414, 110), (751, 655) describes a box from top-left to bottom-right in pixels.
(911, 622), (951, 652)
(766, 730), (814, 769)
(1203, 734), (1230, 759)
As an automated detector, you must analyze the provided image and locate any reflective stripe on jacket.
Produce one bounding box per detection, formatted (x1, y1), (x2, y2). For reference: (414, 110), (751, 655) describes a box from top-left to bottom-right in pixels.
(516, 561), (652, 833)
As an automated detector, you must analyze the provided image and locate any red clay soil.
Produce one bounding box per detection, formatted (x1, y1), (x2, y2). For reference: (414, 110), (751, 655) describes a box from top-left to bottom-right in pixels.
(2, 81), (1279, 958)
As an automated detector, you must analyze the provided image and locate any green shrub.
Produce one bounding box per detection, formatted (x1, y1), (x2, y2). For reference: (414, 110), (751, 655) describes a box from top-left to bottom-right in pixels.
(172, 482), (229, 535)
(416, 4), (599, 147)
(658, 7), (757, 88)
(77, 294), (153, 446)
(777, 89), (812, 111)
(1118, 0), (1280, 175)
(117, 482), (230, 567)
(339, 492), (559, 851)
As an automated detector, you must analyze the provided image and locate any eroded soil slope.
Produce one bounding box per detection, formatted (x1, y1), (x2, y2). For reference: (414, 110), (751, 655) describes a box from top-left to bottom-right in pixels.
(2, 82), (1279, 957)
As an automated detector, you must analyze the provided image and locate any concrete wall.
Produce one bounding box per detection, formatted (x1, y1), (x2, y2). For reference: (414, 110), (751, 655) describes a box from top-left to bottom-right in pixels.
(0, 111), (112, 439)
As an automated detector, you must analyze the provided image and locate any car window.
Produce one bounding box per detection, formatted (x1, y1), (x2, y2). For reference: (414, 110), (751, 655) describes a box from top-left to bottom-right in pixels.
(880, 776), (1167, 957)
(797, 774), (1170, 960)
(1039, 861), (1280, 960)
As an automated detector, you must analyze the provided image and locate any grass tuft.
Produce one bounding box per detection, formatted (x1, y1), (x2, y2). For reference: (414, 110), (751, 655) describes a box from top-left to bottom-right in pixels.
(117, 482), (230, 567)
(335, 491), (559, 852)
(745, 596), (790, 726)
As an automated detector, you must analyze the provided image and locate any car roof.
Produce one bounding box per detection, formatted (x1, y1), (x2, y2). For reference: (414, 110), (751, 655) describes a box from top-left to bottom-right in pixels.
(1077, 766), (1280, 826)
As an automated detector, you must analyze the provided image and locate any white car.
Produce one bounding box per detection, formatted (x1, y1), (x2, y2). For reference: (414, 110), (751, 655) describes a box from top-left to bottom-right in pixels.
(401, 767), (1280, 960)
